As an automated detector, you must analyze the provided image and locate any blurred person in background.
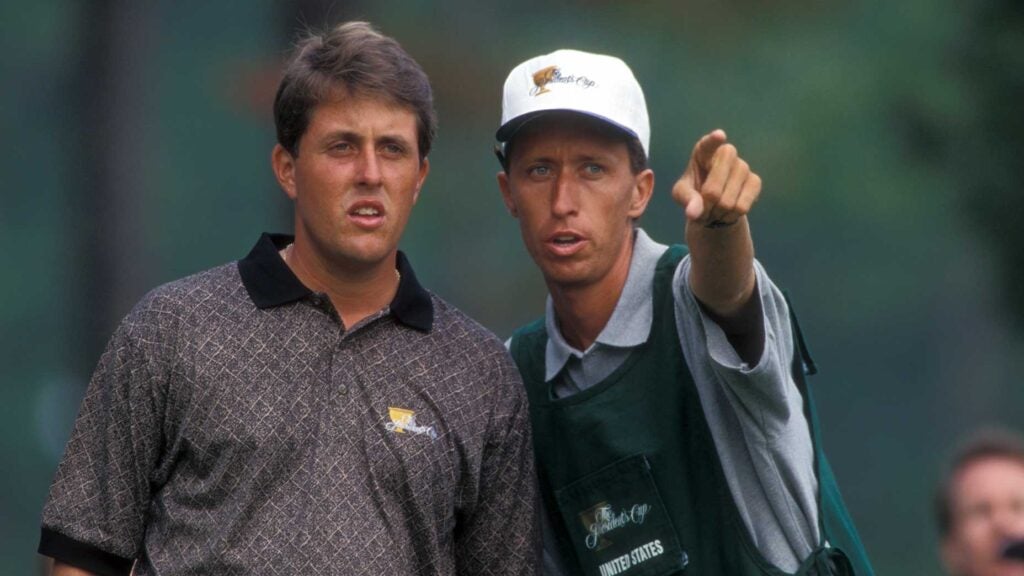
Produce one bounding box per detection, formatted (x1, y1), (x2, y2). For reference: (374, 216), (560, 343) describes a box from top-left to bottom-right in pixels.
(938, 427), (1024, 576)
(37, 21), (538, 576)
(495, 49), (873, 575)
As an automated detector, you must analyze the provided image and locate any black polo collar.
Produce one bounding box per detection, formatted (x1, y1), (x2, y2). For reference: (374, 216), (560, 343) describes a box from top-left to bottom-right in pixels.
(237, 233), (434, 332)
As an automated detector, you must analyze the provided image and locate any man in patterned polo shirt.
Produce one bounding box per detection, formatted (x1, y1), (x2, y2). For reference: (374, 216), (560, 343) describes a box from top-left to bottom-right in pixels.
(39, 22), (538, 576)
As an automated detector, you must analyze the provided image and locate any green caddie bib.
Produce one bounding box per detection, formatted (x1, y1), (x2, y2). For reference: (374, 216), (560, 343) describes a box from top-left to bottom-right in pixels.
(509, 245), (873, 576)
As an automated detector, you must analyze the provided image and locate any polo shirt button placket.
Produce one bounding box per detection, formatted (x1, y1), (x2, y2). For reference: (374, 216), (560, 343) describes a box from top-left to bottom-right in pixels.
(333, 346), (355, 400)
(310, 293), (344, 326)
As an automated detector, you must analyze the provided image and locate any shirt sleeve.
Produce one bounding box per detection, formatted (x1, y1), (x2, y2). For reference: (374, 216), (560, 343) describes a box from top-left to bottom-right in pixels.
(454, 351), (541, 576)
(672, 255), (820, 572)
(39, 295), (175, 575)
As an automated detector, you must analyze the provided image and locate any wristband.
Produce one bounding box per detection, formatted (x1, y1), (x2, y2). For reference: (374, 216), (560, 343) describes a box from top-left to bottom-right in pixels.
(704, 219), (736, 229)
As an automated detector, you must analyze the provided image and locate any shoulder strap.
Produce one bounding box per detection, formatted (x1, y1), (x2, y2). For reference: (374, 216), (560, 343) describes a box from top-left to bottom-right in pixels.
(508, 317), (549, 401)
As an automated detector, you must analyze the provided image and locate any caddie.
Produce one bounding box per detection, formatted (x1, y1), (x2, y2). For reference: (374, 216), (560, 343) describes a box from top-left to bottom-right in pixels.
(495, 49), (874, 575)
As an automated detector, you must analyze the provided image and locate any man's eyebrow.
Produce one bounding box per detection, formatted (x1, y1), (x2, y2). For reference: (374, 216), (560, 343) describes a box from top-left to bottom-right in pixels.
(320, 130), (363, 144)
(376, 134), (413, 147)
(574, 152), (616, 163)
(518, 153), (554, 163)
(319, 131), (413, 147)
(522, 152), (617, 164)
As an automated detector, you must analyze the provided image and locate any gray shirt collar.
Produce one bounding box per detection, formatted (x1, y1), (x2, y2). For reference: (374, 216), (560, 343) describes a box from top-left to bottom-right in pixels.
(544, 228), (670, 381)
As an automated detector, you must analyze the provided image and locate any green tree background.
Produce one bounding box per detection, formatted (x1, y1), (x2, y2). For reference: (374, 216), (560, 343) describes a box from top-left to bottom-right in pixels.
(2, 1), (1021, 573)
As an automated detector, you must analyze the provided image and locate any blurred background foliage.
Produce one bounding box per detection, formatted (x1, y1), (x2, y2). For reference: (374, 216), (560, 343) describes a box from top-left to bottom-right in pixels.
(1, 0), (1022, 574)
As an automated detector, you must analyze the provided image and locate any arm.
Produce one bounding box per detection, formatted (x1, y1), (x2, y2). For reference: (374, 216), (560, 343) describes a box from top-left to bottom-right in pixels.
(671, 129), (764, 364)
(672, 260), (820, 570)
(670, 134), (819, 570)
(455, 354), (540, 576)
(39, 297), (172, 574)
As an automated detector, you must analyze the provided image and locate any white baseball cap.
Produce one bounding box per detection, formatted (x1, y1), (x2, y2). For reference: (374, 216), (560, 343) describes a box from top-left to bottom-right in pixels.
(496, 49), (650, 158)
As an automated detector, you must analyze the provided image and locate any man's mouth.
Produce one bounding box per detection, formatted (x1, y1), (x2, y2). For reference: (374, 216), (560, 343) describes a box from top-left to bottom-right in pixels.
(348, 202), (386, 229)
(546, 231), (586, 256)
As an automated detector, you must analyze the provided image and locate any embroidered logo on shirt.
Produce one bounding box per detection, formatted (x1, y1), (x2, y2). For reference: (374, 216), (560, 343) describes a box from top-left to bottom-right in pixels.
(386, 407), (438, 439)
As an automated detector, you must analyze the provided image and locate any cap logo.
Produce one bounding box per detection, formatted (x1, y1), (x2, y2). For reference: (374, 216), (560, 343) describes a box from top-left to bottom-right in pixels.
(532, 66), (558, 95)
(529, 65), (596, 96)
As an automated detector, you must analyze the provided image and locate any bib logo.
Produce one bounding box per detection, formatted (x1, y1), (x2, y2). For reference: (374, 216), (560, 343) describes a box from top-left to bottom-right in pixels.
(579, 502), (652, 550)
(597, 539), (665, 576)
(530, 65), (597, 96)
(386, 407), (438, 439)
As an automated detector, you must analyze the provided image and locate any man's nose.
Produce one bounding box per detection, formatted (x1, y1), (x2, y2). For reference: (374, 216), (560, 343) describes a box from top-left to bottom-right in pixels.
(551, 173), (579, 217)
(357, 149), (383, 186)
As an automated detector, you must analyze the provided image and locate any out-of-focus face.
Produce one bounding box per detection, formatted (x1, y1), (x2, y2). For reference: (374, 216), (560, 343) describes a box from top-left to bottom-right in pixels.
(943, 457), (1024, 576)
(497, 114), (652, 291)
(272, 92), (428, 275)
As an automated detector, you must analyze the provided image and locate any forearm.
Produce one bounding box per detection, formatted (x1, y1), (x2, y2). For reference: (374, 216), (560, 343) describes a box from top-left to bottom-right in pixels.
(685, 217), (764, 364)
(685, 216), (756, 318)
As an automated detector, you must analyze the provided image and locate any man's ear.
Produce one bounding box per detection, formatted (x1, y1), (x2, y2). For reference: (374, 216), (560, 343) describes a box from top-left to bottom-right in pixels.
(413, 157), (430, 204)
(497, 171), (518, 218)
(271, 144), (298, 200)
(627, 168), (655, 219)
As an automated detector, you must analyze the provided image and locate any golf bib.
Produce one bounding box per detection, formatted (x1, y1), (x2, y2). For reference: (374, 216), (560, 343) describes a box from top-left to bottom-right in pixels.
(554, 454), (688, 576)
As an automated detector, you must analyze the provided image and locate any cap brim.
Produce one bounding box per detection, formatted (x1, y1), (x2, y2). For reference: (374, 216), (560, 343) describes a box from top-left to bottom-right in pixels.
(496, 109), (639, 144)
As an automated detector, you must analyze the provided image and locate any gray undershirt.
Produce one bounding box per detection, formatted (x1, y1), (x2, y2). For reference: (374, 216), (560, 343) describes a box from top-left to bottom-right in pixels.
(538, 229), (819, 574)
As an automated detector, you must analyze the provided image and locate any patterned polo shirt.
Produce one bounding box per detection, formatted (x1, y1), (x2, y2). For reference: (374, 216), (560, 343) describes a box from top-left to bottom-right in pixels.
(39, 233), (539, 575)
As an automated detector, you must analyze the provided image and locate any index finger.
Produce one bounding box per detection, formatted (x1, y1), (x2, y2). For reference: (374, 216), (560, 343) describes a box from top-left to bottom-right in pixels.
(691, 129), (728, 171)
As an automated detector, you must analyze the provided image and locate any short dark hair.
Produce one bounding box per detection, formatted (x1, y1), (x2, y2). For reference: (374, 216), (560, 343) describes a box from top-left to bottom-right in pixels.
(274, 21), (437, 160)
(497, 113), (648, 175)
(934, 427), (1024, 537)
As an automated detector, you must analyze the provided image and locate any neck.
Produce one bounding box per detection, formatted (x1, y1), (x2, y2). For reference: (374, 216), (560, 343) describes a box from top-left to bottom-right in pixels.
(283, 241), (400, 328)
(548, 235), (634, 352)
